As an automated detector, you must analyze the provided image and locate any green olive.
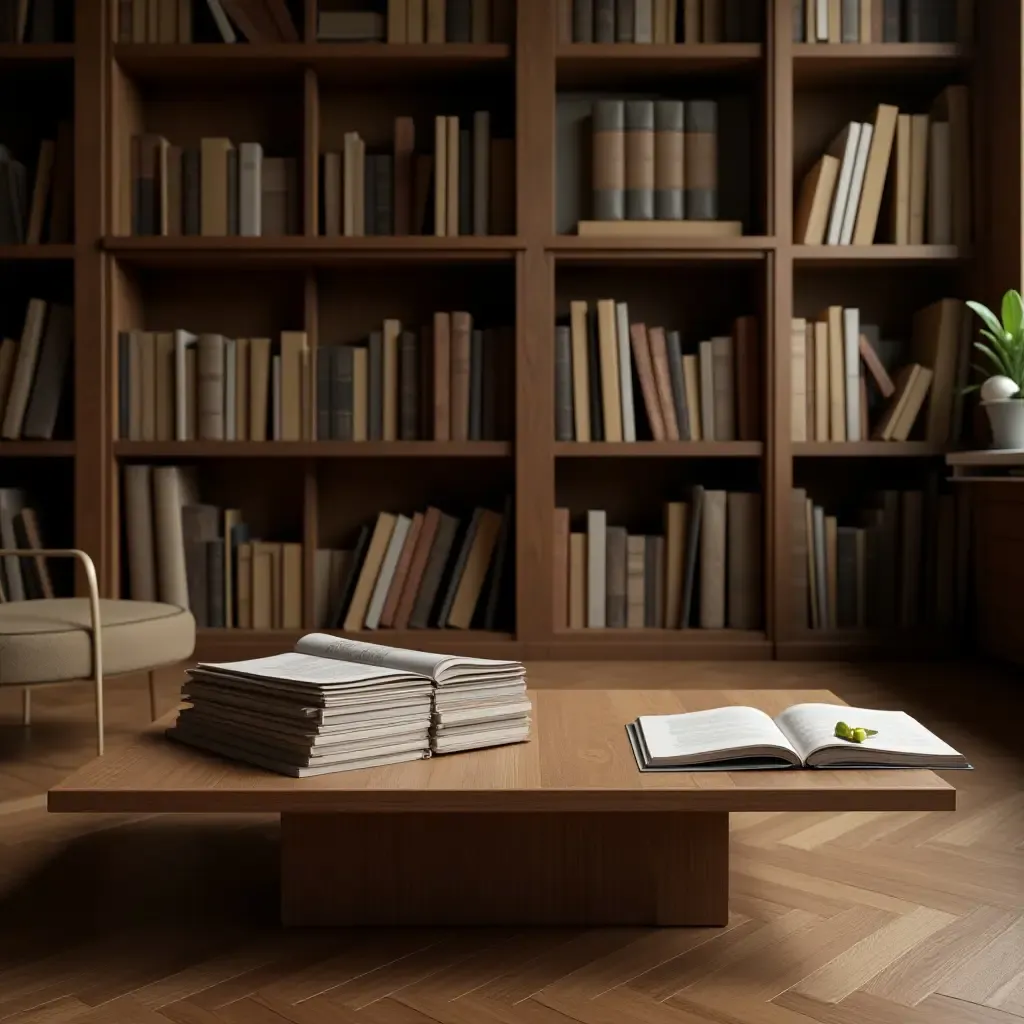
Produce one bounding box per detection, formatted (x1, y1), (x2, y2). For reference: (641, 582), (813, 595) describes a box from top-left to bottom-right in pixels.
(852, 727), (868, 743)
(834, 721), (852, 739)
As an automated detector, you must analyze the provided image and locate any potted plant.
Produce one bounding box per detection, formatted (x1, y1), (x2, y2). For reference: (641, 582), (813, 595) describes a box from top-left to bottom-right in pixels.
(966, 289), (1024, 449)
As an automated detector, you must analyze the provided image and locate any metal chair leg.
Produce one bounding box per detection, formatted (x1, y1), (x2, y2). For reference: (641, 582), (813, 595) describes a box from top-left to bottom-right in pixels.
(22, 688), (30, 726)
(148, 670), (158, 721)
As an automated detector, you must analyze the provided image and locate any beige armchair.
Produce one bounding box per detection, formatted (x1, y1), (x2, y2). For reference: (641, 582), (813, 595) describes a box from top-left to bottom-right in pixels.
(0, 549), (195, 755)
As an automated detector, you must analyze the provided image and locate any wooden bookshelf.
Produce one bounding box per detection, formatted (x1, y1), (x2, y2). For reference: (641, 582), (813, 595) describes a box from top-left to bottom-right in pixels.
(7, 0), (1015, 663)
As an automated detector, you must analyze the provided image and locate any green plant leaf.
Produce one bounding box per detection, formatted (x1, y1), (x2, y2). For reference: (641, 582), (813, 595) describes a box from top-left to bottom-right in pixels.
(968, 301), (1005, 338)
(1003, 290), (1024, 339)
(974, 342), (1010, 376)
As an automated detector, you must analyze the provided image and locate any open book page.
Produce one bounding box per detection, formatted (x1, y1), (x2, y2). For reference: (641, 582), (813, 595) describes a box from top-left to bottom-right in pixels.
(774, 704), (969, 768)
(195, 652), (417, 686)
(634, 706), (801, 768)
(293, 633), (524, 684)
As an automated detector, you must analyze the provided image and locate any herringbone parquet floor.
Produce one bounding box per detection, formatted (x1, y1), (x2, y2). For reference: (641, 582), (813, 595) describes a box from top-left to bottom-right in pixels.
(0, 661), (1021, 1024)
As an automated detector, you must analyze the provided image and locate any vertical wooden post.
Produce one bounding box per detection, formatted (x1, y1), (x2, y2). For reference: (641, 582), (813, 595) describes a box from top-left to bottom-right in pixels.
(303, 68), (320, 238)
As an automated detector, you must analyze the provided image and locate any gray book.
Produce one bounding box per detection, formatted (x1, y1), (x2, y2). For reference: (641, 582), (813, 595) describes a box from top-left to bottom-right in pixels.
(117, 331), (130, 439)
(573, 0), (594, 40)
(205, 539), (225, 629)
(227, 147), (239, 235)
(182, 148), (201, 235)
(586, 509), (607, 628)
(472, 111), (491, 236)
(437, 509), (482, 627)
(841, 0), (859, 41)
(446, 0), (472, 40)
(21, 303), (72, 440)
(469, 329), (484, 440)
(181, 504), (219, 628)
(331, 345), (354, 440)
(651, 535), (665, 626)
(368, 330), (383, 440)
(836, 526), (858, 629)
(594, 0), (615, 40)
(399, 330), (419, 440)
(624, 100), (654, 220)
(882, 0), (901, 40)
(364, 153), (377, 236)
(316, 344), (332, 441)
(654, 100), (684, 220)
(555, 93), (599, 233)
(409, 512), (459, 629)
(665, 330), (690, 441)
(813, 505), (828, 628)
(605, 526), (628, 628)
(680, 485), (704, 628)
(374, 155), (393, 235)
(555, 325), (574, 440)
(643, 536), (658, 627)
(592, 99), (625, 221)
(634, 0), (653, 41)
(792, 0), (805, 39)
(459, 128), (472, 237)
(905, 0), (924, 40)
(482, 494), (513, 630)
(684, 100), (717, 220)
(616, 0), (635, 39)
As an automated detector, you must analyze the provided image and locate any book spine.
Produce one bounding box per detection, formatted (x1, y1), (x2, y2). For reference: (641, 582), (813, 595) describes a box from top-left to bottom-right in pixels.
(447, 0), (472, 40)
(573, 0), (595, 40)
(616, 0), (635, 39)
(684, 100), (717, 220)
(624, 100), (655, 221)
(399, 330), (420, 440)
(605, 526), (628, 627)
(368, 330), (383, 440)
(586, 509), (607, 628)
(882, 0), (901, 39)
(594, 0), (616, 40)
(316, 344), (332, 441)
(197, 334), (225, 440)
(654, 100), (684, 220)
(555, 325), (575, 440)
(840, 0), (859, 40)
(592, 100), (625, 221)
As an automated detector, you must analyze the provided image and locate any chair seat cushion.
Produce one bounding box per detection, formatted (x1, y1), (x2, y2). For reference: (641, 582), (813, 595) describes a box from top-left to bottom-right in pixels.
(0, 599), (195, 685)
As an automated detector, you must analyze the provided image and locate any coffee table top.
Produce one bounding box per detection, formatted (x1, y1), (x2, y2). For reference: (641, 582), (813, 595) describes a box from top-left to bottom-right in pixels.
(48, 689), (956, 814)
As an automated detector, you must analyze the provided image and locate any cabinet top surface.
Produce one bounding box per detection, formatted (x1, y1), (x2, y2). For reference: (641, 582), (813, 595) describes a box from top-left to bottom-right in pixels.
(49, 689), (955, 814)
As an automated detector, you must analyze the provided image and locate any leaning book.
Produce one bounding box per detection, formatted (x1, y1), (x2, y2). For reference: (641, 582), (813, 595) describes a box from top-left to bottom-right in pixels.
(166, 634), (530, 778)
(626, 703), (971, 771)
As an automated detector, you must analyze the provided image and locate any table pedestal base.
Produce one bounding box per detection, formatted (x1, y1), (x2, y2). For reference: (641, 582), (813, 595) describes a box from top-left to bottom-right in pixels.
(280, 811), (729, 927)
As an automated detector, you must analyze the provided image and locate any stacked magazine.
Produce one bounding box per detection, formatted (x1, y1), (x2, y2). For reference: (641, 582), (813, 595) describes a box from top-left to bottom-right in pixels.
(167, 634), (530, 777)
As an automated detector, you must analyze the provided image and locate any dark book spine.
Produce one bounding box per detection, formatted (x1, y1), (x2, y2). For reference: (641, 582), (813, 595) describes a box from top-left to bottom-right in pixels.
(605, 526), (628, 628)
(592, 100), (625, 221)
(792, 0), (805, 40)
(555, 324), (574, 441)
(227, 147), (239, 235)
(368, 329), (383, 440)
(409, 514), (459, 628)
(836, 527), (858, 628)
(206, 539), (225, 628)
(654, 100), (684, 220)
(482, 494), (513, 629)
(437, 509), (481, 627)
(316, 344), (332, 441)
(331, 345), (354, 440)
(586, 307), (604, 440)
(447, 0), (472, 40)
(374, 154), (393, 235)
(328, 523), (370, 628)
(594, 0), (615, 40)
(182, 148), (201, 235)
(469, 329), (484, 440)
(905, 0), (923, 39)
(665, 330), (690, 441)
(624, 100), (655, 220)
(684, 100), (717, 220)
(616, 0), (635, 40)
(364, 154), (378, 236)
(28, 0), (55, 42)
(883, 0), (902, 40)
(643, 535), (657, 627)
(573, 0), (594, 40)
(118, 330), (130, 439)
(399, 330), (419, 440)
(458, 128), (472, 237)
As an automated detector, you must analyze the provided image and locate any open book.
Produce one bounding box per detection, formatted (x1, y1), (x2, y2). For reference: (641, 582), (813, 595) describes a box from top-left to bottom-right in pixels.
(626, 703), (971, 771)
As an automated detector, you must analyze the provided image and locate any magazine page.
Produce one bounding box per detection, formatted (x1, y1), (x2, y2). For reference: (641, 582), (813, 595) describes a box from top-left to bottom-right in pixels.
(194, 652), (415, 686)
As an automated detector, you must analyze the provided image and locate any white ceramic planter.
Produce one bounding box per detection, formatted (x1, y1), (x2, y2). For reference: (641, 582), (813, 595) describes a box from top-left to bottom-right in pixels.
(982, 399), (1024, 449)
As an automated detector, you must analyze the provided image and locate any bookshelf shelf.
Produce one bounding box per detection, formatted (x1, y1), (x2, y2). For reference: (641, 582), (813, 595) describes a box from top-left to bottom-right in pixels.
(556, 44), (762, 87)
(0, 244), (75, 261)
(115, 442), (512, 458)
(793, 245), (967, 265)
(555, 442), (763, 457)
(0, 442), (76, 457)
(792, 43), (969, 83)
(793, 442), (948, 457)
(549, 237), (773, 257)
(0, 43), (74, 63)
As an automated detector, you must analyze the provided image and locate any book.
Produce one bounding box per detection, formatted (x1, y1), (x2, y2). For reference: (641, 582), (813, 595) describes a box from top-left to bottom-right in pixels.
(626, 702), (970, 771)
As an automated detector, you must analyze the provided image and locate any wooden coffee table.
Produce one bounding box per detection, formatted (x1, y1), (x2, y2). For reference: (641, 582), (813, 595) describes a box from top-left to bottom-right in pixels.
(48, 689), (956, 927)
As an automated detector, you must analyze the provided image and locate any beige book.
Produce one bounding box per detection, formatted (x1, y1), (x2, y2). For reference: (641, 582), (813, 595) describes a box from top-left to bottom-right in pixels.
(433, 116), (447, 237)
(25, 139), (54, 245)
(387, 0), (407, 41)
(653, 0), (666, 42)
(825, 515), (838, 629)
(911, 298), (961, 444)
(890, 365), (934, 441)
(568, 532), (586, 629)
(569, 300), (591, 441)
(791, 318), (807, 442)
(813, 320), (828, 441)
(235, 337), (250, 440)
(0, 338), (16, 418)
(155, 332), (174, 441)
(626, 535), (645, 629)
(383, 318), (401, 441)
(596, 299), (623, 442)
(825, 311), (845, 441)
(446, 115), (459, 237)
(1, 298), (47, 440)
(794, 154), (839, 245)
(407, 0), (426, 41)
(280, 542), (303, 630)
(352, 346), (368, 441)
(279, 331), (306, 441)
(852, 103), (898, 245)
(928, 121), (952, 245)
(805, 320), (815, 437)
(223, 508), (240, 628)
(664, 501), (687, 629)
(200, 137), (233, 236)
(448, 508), (502, 628)
(576, 220), (743, 238)
(250, 543), (274, 630)
(426, 0), (446, 40)
(891, 114), (911, 244)
(859, 0), (871, 39)
(152, 465), (197, 609)
(648, 327), (680, 440)
(873, 363), (922, 440)
(366, 514), (411, 629)
(699, 489), (727, 629)
(248, 337), (271, 441)
(343, 512), (396, 631)
(123, 464), (157, 602)
(806, 0), (815, 40)
(682, 353), (702, 440)
(908, 114), (929, 244)
(827, 0), (840, 40)
(140, 330), (157, 441)
(381, 511), (423, 628)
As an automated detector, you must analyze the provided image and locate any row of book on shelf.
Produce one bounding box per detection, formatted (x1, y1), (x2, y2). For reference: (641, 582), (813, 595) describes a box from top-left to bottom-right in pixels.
(0, 127), (73, 246)
(795, 88), (970, 248)
(0, 0), (63, 42)
(0, 489), (54, 602)
(794, 0), (963, 43)
(793, 482), (967, 632)
(117, 314), (512, 442)
(117, 0), (298, 44)
(322, 112), (513, 238)
(790, 299), (969, 445)
(0, 299), (72, 442)
(559, 0), (761, 43)
(556, 303), (758, 442)
(378, 0), (504, 43)
(554, 489), (762, 631)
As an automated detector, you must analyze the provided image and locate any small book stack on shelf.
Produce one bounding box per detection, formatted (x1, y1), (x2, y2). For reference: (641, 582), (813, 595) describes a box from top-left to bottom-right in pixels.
(317, 499), (513, 632)
(0, 0), (65, 42)
(795, 89), (971, 247)
(167, 633), (529, 777)
(123, 464), (304, 629)
(380, 0), (501, 43)
(320, 112), (513, 237)
(0, 300), (73, 442)
(554, 491), (762, 631)
(316, 315), (511, 442)
(794, 0), (960, 44)
(117, 0), (299, 44)
(117, 329), (310, 442)
(0, 488), (55, 602)
(794, 482), (962, 631)
(556, 302), (758, 442)
(0, 131), (74, 245)
(129, 135), (299, 237)
(790, 299), (969, 445)
(560, 0), (761, 43)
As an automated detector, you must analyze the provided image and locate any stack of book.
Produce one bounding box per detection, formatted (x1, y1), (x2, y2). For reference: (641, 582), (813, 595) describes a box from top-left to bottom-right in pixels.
(794, 483), (964, 631)
(561, 0), (760, 42)
(794, 0), (960, 43)
(790, 299), (969, 445)
(117, 329), (311, 442)
(380, 0), (501, 42)
(0, 300), (74, 442)
(0, 488), (55, 602)
(0, 132), (73, 245)
(317, 500), (513, 632)
(577, 98), (739, 237)
(117, 0), (300, 43)
(556, 303), (758, 442)
(123, 465), (304, 629)
(0, 0), (67, 41)
(129, 135), (300, 237)
(795, 88), (971, 246)
(554, 491), (762, 631)
(321, 112), (512, 237)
